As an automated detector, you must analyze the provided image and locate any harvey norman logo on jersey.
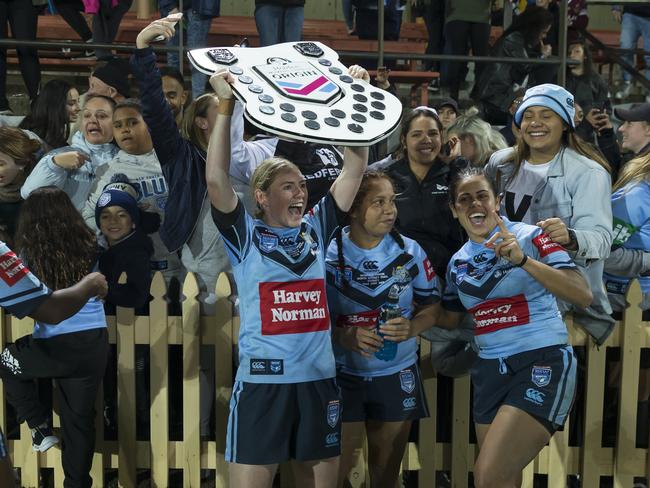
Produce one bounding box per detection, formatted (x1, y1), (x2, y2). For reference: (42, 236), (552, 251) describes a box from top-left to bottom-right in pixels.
(259, 279), (330, 335)
(468, 294), (531, 335)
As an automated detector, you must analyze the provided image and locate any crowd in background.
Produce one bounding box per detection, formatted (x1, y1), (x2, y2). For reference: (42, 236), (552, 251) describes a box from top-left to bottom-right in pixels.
(0, 0), (649, 487)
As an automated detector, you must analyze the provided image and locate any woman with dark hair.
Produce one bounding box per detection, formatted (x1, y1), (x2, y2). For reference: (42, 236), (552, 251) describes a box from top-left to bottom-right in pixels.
(19, 79), (81, 151)
(0, 127), (41, 244)
(435, 166), (590, 487)
(485, 83), (614, 345)
(472, 5), (555, 125)
(370, 106), (467, 278)
(325, 171), (439, 487)
(9, 187), (107, 487)
(566, 40), (609, 115)
(370, 107), (477, 382)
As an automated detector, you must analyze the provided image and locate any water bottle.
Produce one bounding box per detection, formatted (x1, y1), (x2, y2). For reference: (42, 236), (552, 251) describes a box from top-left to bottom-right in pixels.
(375, 284), (401, 361)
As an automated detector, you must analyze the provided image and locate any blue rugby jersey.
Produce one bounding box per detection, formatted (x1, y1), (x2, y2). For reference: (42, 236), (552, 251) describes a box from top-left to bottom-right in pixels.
(212, 194), (342, 383)
(325, 229), (440, 376)
(443, 218), (575, 359)
(0, 242), (51, 318)
(603, 181), (650, 295)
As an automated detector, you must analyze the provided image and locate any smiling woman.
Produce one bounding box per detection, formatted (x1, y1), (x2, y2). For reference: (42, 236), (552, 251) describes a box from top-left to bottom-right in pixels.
(20, 94), (118, 211)
(205, 67), (368, 488)
(437, 166), (590, 487)
(485, 83), (614, 345)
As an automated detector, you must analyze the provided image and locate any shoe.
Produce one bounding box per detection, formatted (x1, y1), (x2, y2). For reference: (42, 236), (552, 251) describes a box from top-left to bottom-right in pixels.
(615, 81), (633, 100)
(31, 424), (59, 452)
(428, 78), (440, 92)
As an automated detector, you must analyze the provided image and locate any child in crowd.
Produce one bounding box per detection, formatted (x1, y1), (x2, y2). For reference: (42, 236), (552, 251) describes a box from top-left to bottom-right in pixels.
(22, 94), (118, 210)
(9, 187), (108, 487)
(95, 174), (158, 440)
(96, 174), (157, 314)
(0, 127), (41, 244)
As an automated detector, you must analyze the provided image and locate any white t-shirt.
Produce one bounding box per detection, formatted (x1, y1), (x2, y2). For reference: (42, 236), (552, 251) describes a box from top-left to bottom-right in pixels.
(504, 157), (556, 223)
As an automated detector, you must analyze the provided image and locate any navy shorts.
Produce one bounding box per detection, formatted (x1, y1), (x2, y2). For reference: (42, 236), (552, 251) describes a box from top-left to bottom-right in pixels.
(471, 345), (577, 433)
(337, 364), (430, 422)
(225, 378), (341, 464)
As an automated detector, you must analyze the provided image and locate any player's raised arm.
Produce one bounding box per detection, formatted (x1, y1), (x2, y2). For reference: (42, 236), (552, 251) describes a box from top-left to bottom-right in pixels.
(329, 145), (368, 212)
(205, 69), (239, 213)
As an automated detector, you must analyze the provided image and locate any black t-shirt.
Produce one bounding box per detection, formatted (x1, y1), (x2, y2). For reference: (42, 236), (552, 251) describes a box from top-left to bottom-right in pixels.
(382, 157), (468, 278)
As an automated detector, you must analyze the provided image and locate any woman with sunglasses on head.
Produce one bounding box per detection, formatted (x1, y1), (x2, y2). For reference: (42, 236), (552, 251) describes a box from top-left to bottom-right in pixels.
(206, 67), (368, 487)
(485, 83), (614, 345)
(438, 166), (591, 488)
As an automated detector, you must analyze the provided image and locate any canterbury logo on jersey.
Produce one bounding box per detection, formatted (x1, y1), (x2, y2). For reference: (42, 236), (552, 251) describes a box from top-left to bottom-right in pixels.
(468, 294), (531, 335)
(336, 309), (379, 328)
(0, 251), (29, 287)
(532, 234), (565, 257)
(259, 279), (329, 334)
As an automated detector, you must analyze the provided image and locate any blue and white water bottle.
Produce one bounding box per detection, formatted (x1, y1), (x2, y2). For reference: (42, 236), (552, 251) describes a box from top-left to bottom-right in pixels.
(375, 284), (401, 361)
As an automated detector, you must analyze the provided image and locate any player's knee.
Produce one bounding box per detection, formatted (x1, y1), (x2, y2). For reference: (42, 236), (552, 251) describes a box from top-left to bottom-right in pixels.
(473, 459), (511, 488)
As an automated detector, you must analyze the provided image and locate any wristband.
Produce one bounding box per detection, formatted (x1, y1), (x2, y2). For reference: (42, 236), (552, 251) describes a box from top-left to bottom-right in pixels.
(515, 254), (528, 267)
(217, 97), (235, 116)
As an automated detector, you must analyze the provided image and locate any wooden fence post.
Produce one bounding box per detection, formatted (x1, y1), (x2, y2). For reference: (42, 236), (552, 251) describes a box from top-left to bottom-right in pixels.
(214, 272), (233, 488)
(117, 273), (137, 488)
(149, 272), (169, 487)
(615, 280), (643, 488)
(418, 339), (436, 487)
(182, 272), (201, 487)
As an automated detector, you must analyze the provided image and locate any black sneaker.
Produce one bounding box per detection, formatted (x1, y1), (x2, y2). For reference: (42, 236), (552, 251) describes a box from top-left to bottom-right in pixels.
(428, 78), (440, 92)
(31, 424), (59, 452)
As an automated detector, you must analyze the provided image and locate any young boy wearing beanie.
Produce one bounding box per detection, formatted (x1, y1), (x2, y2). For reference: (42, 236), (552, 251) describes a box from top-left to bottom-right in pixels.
(95, 174), (158, 314)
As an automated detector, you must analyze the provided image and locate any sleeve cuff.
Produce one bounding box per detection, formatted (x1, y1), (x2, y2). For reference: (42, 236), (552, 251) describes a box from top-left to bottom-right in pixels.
(46, 157), (66, 174)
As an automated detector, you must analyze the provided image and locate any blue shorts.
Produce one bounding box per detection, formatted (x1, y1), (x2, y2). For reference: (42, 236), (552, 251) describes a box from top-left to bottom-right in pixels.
(225, 378), (341, 464)
(471, 345), (577, 433)
(337, 364), (429, 422)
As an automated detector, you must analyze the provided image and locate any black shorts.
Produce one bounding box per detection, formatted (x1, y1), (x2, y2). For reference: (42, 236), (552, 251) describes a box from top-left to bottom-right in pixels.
(471, 345), (577, 434)
(337, 364), (429, 422)
(225, 378), (341, 464)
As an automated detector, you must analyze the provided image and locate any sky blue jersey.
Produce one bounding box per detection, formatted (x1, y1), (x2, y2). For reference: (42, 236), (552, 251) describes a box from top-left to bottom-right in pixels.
(325, 229), (440, 376)
(0, 242), (51, 318)
(443, 219), (574, 359)
(212, 194), (342, 384)
(604, 181), (650, 295)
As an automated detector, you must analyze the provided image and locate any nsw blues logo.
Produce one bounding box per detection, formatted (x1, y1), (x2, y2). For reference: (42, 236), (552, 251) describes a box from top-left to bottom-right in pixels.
(399, 370), (416, 394)
(531, 365), (552, 388)
(327, 400), (340, 428)
(455, 263), (468, 285)
(258, 231), (279, 253)
(255, 61), (341, 103)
